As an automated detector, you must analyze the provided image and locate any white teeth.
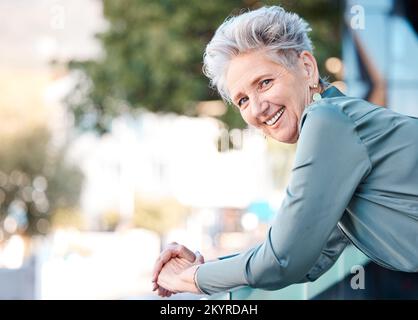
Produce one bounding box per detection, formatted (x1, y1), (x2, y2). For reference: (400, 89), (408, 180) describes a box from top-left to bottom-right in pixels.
(265, 107), (285, 126)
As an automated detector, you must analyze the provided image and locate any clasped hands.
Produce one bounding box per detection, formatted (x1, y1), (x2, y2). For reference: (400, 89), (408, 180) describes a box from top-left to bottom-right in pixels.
(152, 242), (205, 297)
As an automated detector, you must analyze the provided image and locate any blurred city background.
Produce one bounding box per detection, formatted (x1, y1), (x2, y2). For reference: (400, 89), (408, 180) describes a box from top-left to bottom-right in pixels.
(0, 0), (417, 299)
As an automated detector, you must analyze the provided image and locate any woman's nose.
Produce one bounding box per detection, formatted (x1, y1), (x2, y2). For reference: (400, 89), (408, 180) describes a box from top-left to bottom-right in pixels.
(251, 99), (270, 119)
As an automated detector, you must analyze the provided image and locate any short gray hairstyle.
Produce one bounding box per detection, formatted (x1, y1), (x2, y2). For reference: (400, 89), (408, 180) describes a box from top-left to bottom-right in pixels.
(203, 6), (314, 102)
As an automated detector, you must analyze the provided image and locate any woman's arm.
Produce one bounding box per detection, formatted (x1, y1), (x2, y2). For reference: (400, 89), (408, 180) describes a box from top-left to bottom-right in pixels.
(196, 104), (372, 295)
(296, 224), (350, 283)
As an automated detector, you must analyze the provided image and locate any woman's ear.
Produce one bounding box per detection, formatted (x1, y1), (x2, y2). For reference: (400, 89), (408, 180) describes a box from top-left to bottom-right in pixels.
(299, 50), (319, 85)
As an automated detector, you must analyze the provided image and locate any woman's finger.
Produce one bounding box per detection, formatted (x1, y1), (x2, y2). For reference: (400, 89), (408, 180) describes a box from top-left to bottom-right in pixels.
(152, 244), (196, 282)
(157, 287), (166, 297)
(152, 253), (170, 282)
(152, 248), (174, 281)
(159, 287), (173, 298)
(173, 244), (196, 262)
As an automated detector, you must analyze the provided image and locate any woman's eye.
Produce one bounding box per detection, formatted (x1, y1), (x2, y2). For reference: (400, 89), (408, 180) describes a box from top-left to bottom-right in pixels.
(260, 79), (272, 88)
(238, 97), (248, 107)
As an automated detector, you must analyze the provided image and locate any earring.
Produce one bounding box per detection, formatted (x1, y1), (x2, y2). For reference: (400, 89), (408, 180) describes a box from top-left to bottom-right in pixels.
(312, 92), (322, 102)
(311, 83), (321, 102)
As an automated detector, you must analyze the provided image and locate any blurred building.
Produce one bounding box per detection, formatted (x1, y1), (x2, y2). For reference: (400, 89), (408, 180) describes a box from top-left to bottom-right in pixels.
(70, 112), (284, 256)
(75, 113), (275, 214)
(343, 0), (418, 116)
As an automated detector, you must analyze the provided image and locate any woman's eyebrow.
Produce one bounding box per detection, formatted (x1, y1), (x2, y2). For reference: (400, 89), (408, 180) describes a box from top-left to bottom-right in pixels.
(232, 73), (273, 103)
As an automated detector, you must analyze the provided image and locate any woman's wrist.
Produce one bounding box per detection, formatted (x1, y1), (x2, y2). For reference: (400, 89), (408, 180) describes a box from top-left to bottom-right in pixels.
(181, 264), (203, 294)
(193, 264), (204, 294)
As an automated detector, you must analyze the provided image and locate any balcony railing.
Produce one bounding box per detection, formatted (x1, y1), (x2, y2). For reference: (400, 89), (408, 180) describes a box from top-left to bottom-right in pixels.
(210, 245), (369, 300)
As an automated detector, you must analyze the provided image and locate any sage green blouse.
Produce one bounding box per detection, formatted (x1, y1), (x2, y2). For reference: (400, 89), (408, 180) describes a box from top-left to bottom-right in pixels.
(196, 86), (418, 295)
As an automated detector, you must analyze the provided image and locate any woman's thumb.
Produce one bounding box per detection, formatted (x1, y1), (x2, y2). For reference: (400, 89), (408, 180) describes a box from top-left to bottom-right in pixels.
(194, 250), (205, 264)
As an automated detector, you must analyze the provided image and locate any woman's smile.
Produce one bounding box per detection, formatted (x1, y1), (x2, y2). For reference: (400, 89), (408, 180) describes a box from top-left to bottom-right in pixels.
(263, 106), (285, 126)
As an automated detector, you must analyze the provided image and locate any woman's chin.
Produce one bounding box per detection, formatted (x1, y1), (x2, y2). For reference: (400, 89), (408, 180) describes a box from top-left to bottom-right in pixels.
(268, 130), (298, 144)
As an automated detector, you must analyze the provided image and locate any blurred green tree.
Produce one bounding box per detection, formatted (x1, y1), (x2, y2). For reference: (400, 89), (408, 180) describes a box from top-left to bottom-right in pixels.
(66, 0), (342, 133)
(0, 127), (84, 240)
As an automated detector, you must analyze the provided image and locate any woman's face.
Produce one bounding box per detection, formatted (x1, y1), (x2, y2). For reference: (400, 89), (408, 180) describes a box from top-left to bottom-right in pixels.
(226, 50), (316, 144)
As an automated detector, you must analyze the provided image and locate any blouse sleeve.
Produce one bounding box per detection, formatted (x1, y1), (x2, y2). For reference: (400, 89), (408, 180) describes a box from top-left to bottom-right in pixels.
(196, 104), (372, 295)
(296, 224), (350, 283)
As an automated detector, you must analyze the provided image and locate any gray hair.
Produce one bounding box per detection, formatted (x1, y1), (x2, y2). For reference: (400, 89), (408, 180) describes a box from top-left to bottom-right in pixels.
(203, 6), (315, 103)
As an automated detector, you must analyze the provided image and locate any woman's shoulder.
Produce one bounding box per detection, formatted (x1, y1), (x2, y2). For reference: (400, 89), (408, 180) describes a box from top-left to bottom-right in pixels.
(299, 98), (354, 134)
(299, 95), (381, 134)
(295, 98), (372, 166)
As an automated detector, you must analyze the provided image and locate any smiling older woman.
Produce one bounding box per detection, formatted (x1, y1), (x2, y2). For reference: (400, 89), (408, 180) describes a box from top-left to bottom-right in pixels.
(152, 6), (418, 297)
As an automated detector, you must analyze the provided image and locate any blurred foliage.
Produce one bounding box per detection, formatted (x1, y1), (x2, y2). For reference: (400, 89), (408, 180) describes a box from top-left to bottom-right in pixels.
(66, 0), (342, 133)
(132, 197), (189, 235)
(0, 127), (84, 240)
(51, 207), (86, 230)
(280, 0), (343, 78)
